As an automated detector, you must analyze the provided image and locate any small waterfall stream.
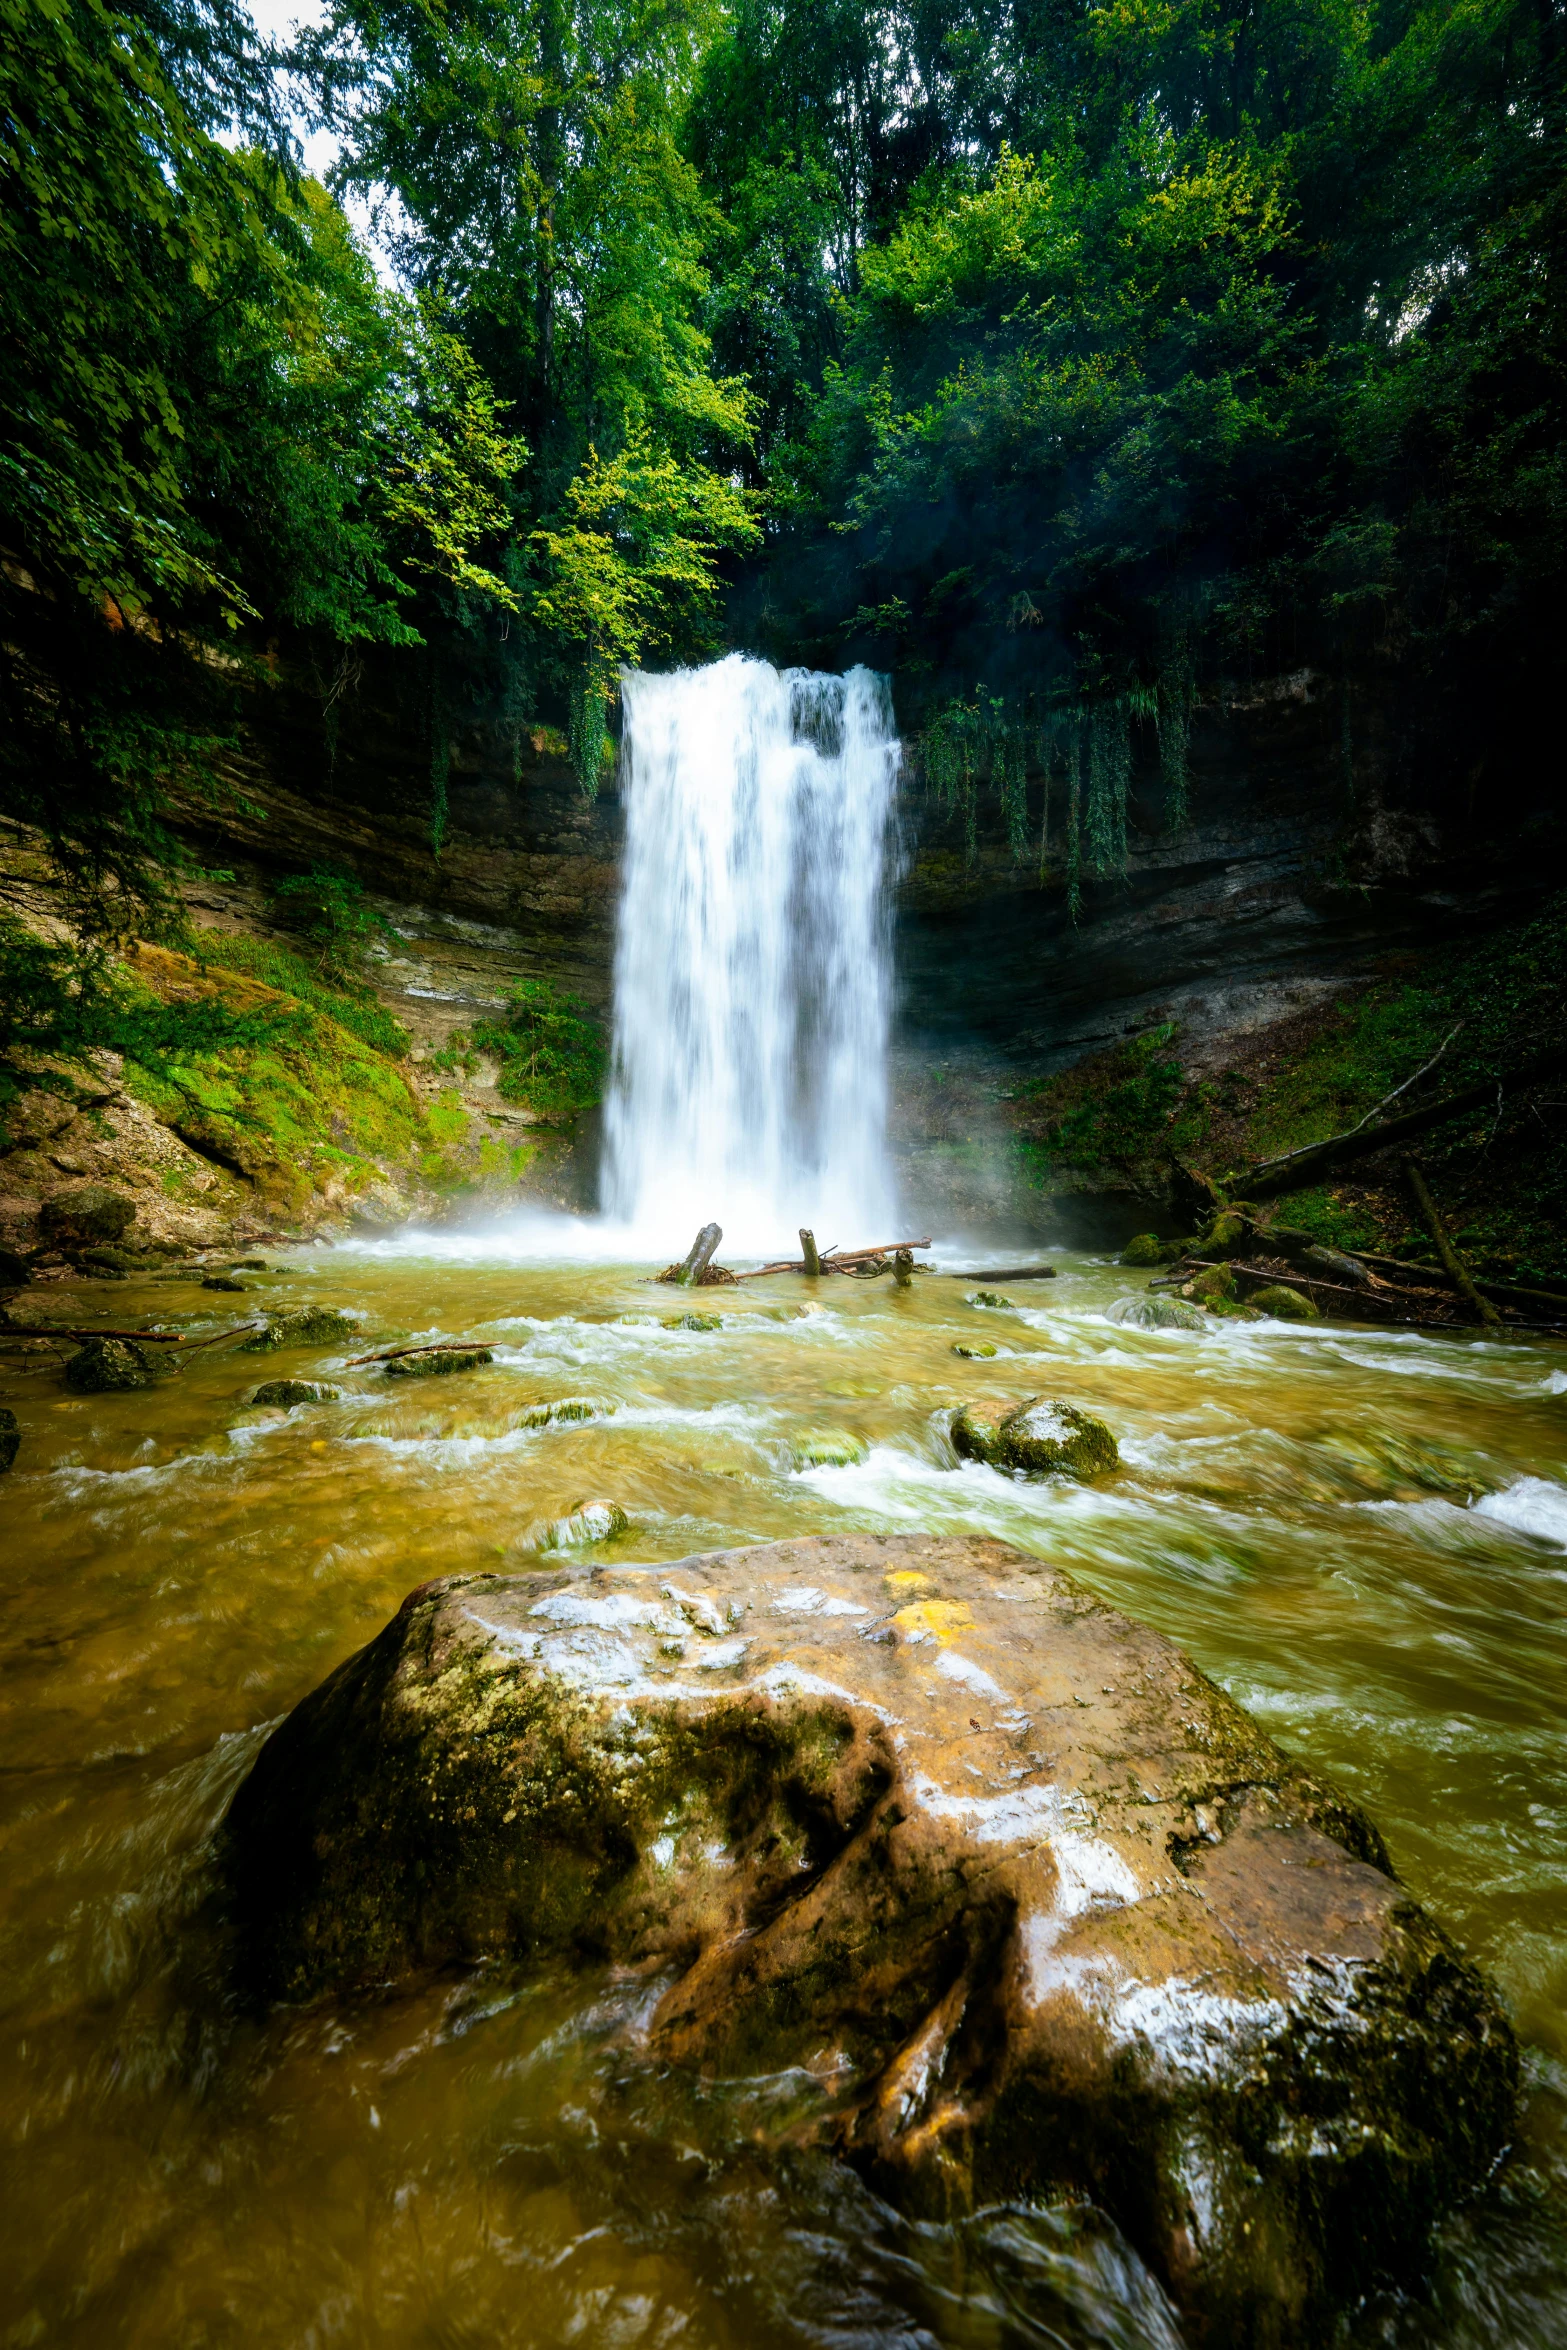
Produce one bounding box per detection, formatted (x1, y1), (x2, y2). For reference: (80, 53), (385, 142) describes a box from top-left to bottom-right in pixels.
(601, 654), (900, 1250)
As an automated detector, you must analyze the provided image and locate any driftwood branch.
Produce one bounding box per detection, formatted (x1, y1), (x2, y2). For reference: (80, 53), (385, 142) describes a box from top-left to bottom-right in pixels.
(1401, 1161), (1501, 1328)
(943, 1264), (1057, 1282)
(658, 1223), (724, 1287)
(738, 1238), (933, 1279)
(0, 1322), (259, 1350)
(1236, 1041), (1567, 1200)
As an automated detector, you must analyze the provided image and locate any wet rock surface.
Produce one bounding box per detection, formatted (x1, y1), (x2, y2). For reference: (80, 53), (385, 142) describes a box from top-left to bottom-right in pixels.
(954, 1396), (1120, 1478)
(250, 1379), (342, 1408)
(1105, 1295), (1207, 1331)
(383, 1346), (494, 1378)
(63, 1335), (157, 1392)
(224, 1531), (1517, 2345)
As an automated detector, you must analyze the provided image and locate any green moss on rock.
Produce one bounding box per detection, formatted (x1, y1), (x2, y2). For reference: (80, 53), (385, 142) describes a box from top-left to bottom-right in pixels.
(994, 1396), (1119, 1478)
(1188, 1263), (1237, 1304)
(952, 1339), (998, 1359)
(252, 1379), (342, 1407)
(385, 1347), (493, 1378)
(951, 1405), (1004, 1462)
(1249, 1283), (1319, 1321)
(1119, 1232), (1165, 1266)
(64, 1335), (156, 1392)
(241, 1306), (359, 1351)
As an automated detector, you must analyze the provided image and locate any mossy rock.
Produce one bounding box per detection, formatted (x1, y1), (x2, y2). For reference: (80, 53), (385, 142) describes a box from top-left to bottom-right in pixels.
(241, 1306), (359, 1352)
(993, 1395), (1119, 1478)
(517, 1396), (611, 1429)
(39, 1186), (135, 1248)
(540, 1498), (630, 1547)
(252, 1380), (342, 1408)
(791, 1429), (868, 1469)
(0, 1407), (17, 1473)
(1199, 1209), (1258, 1258)
(1187, 1263), (1237, 1304)
(384, 1347), (493, 1379)
(1105, 1294), (1207, 1331)
(77, 1247), (153, 1273)
(64, 1335), (156, 1392)
(952, 1339), (997, 1359)
(223, 1532), (1518, 2345)
(664, 1312), (722, 1332)
(1119, 1232), (1166, 1267)
(951, 1405), (1005, 1463)
(73, 1256), (128, 1280)
(202, 1274), (248, 1293)
(1249, 1283), (1320, 1321)
(0, 1248), (32, 1289)
(232, 1259), (271, 1272)
(966, 1290), (1015, 1309)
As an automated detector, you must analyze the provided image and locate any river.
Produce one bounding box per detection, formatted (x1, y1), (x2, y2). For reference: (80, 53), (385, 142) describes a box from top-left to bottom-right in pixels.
(2, 1239), (1565, 2346)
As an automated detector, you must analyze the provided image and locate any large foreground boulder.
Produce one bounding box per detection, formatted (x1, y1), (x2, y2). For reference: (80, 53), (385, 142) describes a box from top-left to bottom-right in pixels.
(223, 1532), (1516, 2346)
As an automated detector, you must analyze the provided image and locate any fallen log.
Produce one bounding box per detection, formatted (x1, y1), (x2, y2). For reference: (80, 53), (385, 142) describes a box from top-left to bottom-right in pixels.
(1234, 1040), (1567, 1200)
(738, 1238), (933, 1279)
(1225, 1262), (1466, 1328)
(1401, 1162), (1501, 1329)
(944, 1264), (1057, 1282)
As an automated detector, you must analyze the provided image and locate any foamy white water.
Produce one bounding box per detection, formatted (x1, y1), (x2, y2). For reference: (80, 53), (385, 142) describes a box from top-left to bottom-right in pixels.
(601, 654), (900, 1252)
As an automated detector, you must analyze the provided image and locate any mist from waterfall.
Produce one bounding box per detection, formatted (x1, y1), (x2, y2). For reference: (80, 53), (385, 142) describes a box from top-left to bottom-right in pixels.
(601, 653), (900, 1253)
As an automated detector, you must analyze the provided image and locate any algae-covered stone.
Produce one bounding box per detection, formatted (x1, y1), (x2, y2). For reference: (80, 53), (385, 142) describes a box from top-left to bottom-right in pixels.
(40, 1186), (135, 1248)
(1200, 1209), (1253, 1258)
(994, 1395), (1119, 1477)
(224, 1531), (1518, 2347)
(384, 1346), (493, 1378)
(966, 1290), (1015, 1309)
(1119, 1232), (1165, 1266)
(1105, 1294), (1207, 1331)
(0, 1406), (16, 1472)
(952, 1339), (997, 1359)
(202, 1274), (248, 1293)
(1250, 1282), (1319, 1321)
(790, 1429), (867, 1469)
(252, 1379), (342, 1408)
(241, 1306), (358, 1351)
(951, 1404), (1004, 1463)
(1186, 1262), (1237, 1304)
(64, 1335), (155, 1392)
(664, 1311), (723, 1332)
(540, 1498), (630, 1547)
(517, 1396), (611, 1428)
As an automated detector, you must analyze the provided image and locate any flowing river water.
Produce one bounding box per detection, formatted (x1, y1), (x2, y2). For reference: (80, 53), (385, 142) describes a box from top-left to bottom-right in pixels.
(3, 1241), (1566, 2347)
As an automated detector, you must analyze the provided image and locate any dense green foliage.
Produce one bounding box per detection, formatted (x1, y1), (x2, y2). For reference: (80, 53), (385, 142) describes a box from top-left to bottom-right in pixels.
(3, 0), (1563, 1031)
(704, 0), (1567, 836)
(439, 977), (607, 1118)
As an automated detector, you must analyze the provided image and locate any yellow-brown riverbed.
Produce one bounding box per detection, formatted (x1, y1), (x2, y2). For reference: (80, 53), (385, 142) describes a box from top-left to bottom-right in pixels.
(3, 1237), (1566, 2346)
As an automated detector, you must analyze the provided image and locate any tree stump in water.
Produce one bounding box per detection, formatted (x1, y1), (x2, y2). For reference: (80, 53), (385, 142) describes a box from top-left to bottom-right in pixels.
(658, 1223), (724, 1285)
(798, 1228), (822, 1277)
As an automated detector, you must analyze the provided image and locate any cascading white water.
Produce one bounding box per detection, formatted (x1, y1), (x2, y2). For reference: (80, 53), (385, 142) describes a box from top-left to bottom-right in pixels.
(602, 653), (900, 1252)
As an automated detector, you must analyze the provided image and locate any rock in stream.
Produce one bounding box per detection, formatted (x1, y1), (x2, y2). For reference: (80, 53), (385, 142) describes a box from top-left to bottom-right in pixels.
(223, 1531), (1516, 2345)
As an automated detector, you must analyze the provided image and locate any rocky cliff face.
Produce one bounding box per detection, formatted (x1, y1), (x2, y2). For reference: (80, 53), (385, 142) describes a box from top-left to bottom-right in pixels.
(5, 652), (1558, 1256)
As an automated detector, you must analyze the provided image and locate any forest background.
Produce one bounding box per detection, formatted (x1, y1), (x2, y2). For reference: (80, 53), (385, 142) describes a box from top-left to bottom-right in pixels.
(3, 0), (1565, 1046)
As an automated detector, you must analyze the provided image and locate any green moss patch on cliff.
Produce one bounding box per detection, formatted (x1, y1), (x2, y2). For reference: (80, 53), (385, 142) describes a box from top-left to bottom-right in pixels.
(119, 940), (426, 1212)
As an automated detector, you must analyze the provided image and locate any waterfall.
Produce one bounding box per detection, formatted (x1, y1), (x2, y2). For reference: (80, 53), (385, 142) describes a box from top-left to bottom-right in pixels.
(602, 653), (900, 1252)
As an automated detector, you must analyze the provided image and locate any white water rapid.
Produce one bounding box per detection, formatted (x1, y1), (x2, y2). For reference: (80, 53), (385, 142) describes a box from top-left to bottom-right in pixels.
(601, 653), (901, 1254)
